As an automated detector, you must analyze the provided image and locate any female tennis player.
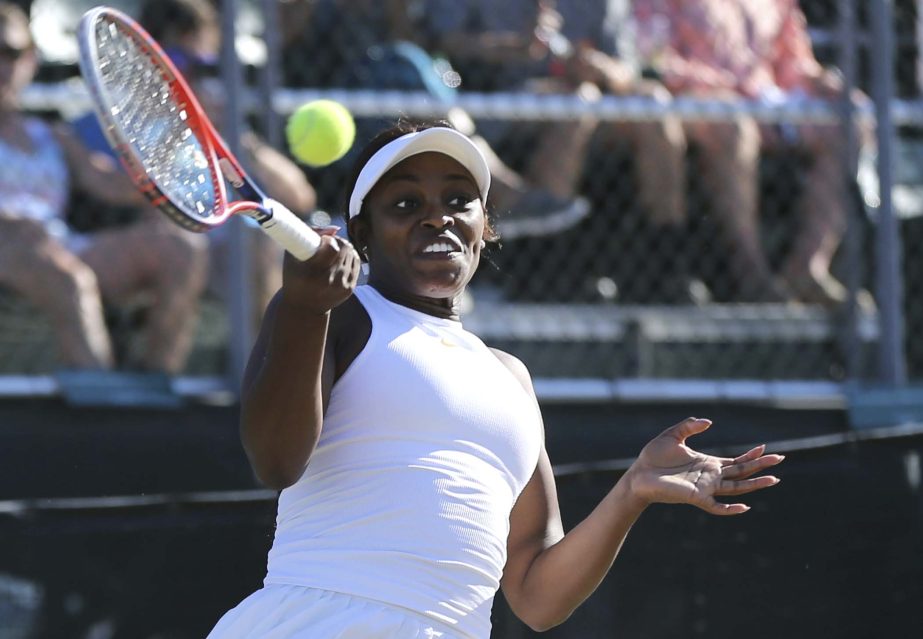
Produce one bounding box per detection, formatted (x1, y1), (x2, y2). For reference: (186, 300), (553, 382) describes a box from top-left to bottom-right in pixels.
(208, 120), (783, 638)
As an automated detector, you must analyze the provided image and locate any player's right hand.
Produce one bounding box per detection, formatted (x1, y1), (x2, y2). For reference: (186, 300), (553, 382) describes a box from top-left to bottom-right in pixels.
(280, 226), (360, 314)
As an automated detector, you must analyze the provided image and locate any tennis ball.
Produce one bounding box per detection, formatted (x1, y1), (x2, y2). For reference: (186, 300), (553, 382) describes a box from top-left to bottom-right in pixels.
(285, 99), (356, 168)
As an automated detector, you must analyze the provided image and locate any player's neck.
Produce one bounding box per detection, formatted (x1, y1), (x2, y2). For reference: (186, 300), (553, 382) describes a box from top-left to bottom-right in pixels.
(369, 282), (462, 321)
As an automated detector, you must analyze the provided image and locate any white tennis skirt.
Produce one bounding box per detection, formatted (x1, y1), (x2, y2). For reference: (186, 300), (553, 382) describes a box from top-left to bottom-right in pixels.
(206, 585), (469, 638)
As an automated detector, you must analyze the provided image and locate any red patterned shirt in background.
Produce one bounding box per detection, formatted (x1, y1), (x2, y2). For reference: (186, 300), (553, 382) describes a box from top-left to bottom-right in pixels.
(633, 0), (826, 99)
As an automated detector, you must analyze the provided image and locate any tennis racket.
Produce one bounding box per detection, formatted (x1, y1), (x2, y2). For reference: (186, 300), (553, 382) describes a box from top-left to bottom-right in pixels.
(77, 6), (321, 261)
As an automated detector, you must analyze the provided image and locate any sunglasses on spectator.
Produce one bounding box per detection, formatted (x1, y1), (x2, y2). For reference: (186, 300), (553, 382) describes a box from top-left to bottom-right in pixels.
(0, 45), (30, 60)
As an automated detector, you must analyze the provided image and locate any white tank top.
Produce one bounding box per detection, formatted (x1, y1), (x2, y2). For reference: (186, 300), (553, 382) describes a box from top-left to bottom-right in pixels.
(0, 118), (71, 240)
(264, 285), (543, 638)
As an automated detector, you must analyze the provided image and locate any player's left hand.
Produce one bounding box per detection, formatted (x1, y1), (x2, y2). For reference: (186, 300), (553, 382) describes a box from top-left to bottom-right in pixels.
(625, 417), (784, 515)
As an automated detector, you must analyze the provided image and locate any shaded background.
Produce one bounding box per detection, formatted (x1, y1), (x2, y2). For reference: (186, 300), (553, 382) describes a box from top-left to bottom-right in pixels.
(1, 398), (921, 638)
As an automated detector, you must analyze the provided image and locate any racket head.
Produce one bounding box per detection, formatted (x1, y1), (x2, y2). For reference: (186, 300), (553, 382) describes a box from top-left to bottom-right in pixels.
(77, 6), (231, 232)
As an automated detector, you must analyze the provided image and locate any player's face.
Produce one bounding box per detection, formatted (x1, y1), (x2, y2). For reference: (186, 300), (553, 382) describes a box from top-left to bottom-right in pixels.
(359, 152), (486, 302)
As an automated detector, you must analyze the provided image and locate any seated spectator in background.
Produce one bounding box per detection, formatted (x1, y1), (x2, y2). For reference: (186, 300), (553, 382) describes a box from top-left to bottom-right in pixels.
(74, 0), (319, 331)
(551, 0), (704, 302)
(423, 0), (709, 302)
(634, 0), (870, 305)
(141, 0), (318, 328)
(0, 1), (207, 373)
(420, 0), (601, 240)
(277, 0), (589, 240)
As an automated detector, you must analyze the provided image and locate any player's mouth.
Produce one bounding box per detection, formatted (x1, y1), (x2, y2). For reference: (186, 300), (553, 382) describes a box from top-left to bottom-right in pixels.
(417, 234), (465, 258)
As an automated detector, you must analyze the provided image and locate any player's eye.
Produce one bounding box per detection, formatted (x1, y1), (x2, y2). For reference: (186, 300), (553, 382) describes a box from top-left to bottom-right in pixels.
(393, 197), (419, 210)
(447, 194), (478, 211)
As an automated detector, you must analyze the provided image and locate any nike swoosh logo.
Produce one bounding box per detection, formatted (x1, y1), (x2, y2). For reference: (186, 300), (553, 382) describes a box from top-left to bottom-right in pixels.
(441, 338), (457, 348)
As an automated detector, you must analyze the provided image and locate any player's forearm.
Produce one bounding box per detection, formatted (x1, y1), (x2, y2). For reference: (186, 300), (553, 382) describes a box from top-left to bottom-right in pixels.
(514, 474), (647, 630)
(240, 304), (329, 489)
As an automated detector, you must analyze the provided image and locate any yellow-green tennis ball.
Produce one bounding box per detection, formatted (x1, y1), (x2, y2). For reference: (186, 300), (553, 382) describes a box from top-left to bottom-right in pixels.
(285, 100), (356, 167)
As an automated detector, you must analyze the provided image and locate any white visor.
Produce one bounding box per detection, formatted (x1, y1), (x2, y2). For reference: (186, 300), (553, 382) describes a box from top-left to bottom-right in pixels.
(347, 128), (491, 220)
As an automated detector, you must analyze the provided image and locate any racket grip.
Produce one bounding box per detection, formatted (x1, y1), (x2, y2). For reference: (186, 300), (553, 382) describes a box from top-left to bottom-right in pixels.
(258, 199), (321, 261)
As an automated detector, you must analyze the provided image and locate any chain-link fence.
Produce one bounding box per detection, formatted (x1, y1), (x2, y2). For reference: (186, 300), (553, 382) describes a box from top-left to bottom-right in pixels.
(0, 0), (921, 393)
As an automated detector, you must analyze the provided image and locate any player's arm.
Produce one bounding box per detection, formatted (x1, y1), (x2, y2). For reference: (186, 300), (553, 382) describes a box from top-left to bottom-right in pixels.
(500, 359), (782, 630)
(240, 238), (361, 490)
(497, 349), (648, 632)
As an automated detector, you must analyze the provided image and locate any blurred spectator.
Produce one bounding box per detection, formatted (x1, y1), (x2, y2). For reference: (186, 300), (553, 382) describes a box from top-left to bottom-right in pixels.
(420, 0), (602, 238)
(0, 1), (207, 373)
(554, 0), (702, 303)
(278, 0), (423, 92)
(132, 0), (317, 329)
(277, 0), (589, 241)
(635, 0), (869, 305)
(422, 0), (709, 302)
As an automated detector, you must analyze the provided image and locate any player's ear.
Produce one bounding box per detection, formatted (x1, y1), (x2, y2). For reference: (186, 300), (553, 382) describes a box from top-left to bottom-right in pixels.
(347, 215), (370, 260)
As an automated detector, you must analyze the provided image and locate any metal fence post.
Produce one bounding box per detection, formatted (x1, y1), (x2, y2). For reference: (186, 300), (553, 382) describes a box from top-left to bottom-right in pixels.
(870, 0), (907, 385)
(220, 0), (255, 392)
(837, 0), (864, 382)
(259, 0), (282, 148)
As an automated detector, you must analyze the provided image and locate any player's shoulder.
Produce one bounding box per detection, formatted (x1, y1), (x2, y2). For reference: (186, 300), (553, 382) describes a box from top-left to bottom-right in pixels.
(488, 347), (535, 394)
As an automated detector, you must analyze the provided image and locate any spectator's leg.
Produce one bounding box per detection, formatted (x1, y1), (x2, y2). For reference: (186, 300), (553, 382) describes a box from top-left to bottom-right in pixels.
(81, 219), (208, 374)
(468, 132), (530, 208)
(468, 122), (593, 240)
(0, 220), (113, 368)
(614, 116), (687, 227)
(524, 116), (599, 199)
(777, 124), (849, 305)
(445, 110), (530, 209)
(687, 116), (788, 302)
(607, 115), (707, 303)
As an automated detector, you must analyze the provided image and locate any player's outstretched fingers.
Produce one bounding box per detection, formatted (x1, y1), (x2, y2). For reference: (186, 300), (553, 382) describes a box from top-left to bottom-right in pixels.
(717, 444), (766, 466)
(699, 496), (750, 516)
(716, 475), (780, 496)
(721, 454), (785, 480)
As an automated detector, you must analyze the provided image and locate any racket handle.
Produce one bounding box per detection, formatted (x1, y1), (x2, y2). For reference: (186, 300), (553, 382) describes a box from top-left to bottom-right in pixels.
(258, 199), (321, 261)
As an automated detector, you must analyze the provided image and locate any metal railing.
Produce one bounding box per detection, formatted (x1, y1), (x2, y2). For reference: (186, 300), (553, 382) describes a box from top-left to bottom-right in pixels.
(2, 0), (920, 410)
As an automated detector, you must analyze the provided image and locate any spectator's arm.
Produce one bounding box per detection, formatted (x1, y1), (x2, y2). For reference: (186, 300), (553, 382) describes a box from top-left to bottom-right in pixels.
(571, 46), (637, 94)
(422, 0), (537, 65)
(438, 29), (536, 65)
(242, 132), (317, 215)
(632, 0), (737, 94)
(771, 0), (826, 93)
(384, 0), (416, 43)
(277, 0), (318, 49)
(52, 123), (146, 208)
(656, 48), (739, 94)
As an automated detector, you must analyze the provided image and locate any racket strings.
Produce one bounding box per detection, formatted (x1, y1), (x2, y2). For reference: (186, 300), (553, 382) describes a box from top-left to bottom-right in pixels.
(93, 19), (219, 220)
